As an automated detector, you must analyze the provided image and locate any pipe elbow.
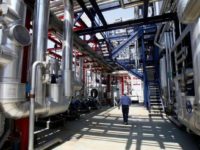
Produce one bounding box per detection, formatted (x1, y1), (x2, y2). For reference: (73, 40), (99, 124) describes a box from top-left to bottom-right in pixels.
(0, 102), (46, 119)
(0, 102), (30, 119)
(154, 41), (165, 50)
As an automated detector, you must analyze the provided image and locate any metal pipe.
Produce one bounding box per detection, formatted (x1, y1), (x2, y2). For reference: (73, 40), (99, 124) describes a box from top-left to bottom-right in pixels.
(119, 0), (125, 8)
(0, 102), (46, 119)
(29, 61), (46, 150)
(80, 58), (83, 82)
(154, 0), (170, 49)
(63, 0), (73, 98)
(170, 25), (191, 53)
(31, 0), (50, 105)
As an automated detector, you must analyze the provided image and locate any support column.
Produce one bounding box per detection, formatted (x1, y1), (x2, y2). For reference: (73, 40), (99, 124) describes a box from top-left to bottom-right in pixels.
(106, 74), (111, 105)
(121, 77), (124, 95)
(142, 37), (149, 108)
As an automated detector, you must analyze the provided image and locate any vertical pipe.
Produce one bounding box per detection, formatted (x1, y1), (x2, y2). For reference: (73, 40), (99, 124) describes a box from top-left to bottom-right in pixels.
(31, 0), (50, 105)
(28, 61), (45, 150)
(63, 0), (73, 98)
(165, 33), (171, 103)
(29, 1), (50, 149)
(79, 58), (83, 82)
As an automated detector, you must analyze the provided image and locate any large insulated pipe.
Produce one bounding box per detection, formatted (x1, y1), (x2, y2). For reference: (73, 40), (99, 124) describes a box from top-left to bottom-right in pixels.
(63, 0), (73, 98)
(31, 0), (50, 105)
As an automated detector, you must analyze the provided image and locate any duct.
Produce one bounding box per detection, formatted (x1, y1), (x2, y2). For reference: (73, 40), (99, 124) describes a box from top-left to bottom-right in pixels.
(177, 0), (200, 24)
(63, 0), (73, 98)
(31, 0), (50, 106)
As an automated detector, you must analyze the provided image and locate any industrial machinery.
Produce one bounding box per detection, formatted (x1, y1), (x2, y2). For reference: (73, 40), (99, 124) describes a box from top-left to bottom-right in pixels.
(158, 0), (200, 136)
(0, 0), (81, 149)
(0, 0), (200, 149)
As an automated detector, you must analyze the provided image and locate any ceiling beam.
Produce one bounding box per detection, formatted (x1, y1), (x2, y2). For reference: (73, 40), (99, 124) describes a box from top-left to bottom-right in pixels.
(76, 13), (177, 35)
(143, 0), (149, 18)
(88, 0), (107, 26)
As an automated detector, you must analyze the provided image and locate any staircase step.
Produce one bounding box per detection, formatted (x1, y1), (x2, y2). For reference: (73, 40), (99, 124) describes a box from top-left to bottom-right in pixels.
(150, 103), (162, 106)
(150, 97), (160, 99)
(150, 101), (162, 104)
(151, 107), (163, 111)
(150, 94), (160, 96)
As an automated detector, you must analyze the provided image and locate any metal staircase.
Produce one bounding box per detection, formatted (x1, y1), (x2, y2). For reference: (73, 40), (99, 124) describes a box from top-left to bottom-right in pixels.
(146, 64), (164, 115)
(148, 82), (164, 115)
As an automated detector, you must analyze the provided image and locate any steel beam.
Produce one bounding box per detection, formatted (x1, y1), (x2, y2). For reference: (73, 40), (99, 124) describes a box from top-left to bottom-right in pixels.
(143, 0), (149, 18)
(115, 61), (143, 80)
(88, 0), (107, 26)
(76, 0), (95, 23)
(111, 28), (143, 58)
(76, 13), (176, 35)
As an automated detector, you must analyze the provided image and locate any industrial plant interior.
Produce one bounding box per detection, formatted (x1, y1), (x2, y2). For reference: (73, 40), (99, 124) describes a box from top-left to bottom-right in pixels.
(0, 0), (200, 149)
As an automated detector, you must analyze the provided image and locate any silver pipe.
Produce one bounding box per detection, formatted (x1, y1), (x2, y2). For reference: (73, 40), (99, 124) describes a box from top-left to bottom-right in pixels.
(0, 0), (30, 102)
(170, 25), (191, 53)
(80, 58), (83, 82)
(63, 0), (73, 98)
(31, 0), (50, 105)
(0, 102), (46, 119)
(154, 0), (170, 49)
(29, 61), (46, 150)
(120, 0), (125, 8)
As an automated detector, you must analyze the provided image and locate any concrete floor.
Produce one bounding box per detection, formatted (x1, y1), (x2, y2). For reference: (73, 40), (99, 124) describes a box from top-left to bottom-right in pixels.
(36, 104), (199, 150)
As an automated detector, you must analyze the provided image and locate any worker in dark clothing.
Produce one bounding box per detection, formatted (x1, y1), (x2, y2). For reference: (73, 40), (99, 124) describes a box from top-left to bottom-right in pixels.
(119, 93), (132, 125)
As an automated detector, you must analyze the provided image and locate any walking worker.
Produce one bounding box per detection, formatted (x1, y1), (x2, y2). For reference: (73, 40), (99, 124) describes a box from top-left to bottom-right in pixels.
(119, 93), (132, 125)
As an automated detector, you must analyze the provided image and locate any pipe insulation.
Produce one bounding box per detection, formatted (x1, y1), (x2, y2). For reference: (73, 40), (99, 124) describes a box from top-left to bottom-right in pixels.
(154, 0), (170, 49)
(31, 0), (50, 105)
(63, 0), (73, 98)
(0, 0), (30, 103)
